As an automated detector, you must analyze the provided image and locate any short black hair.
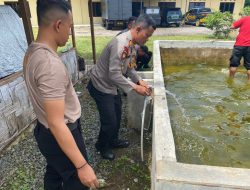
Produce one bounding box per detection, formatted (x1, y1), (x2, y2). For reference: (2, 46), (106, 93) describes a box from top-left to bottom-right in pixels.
(37, 0), (71, 26)
(128, 16), (137, 24)
(134, 14), (156, 30)
(139, 45), (149, 53)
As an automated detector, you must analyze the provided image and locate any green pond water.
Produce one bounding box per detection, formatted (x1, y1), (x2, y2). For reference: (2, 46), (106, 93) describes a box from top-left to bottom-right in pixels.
(163, 64), (250, 168)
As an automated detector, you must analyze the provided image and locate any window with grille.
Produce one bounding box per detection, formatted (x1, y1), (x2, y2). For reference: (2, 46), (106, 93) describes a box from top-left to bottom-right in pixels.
(132, 2), (144, 17)
(92, 2), (101, 17)
(189, 2), (205, 10)
(220, 2), (235, 14)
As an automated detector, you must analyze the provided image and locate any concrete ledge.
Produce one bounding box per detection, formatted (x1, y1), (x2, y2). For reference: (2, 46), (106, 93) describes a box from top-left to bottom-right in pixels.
(137, 71), (154, 79)
(152, 40), (250, 190)
(157, 160), (250, 189)
(159, 40), (235, 49)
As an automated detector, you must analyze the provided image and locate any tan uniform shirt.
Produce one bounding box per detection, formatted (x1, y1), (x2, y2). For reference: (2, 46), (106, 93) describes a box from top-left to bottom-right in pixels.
(23, 42), (81, 129)
(89, 31), (141, 95)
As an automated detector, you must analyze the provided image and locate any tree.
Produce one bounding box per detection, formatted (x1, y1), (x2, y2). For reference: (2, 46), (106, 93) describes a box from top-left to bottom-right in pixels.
(205, 11), (233, 38)
(245, 0), (250, 7)
(240, 6), (250, 16)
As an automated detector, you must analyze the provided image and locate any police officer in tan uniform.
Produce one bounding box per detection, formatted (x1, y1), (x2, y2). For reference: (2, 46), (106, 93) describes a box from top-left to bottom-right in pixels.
(87, 14), (156, 160)
(24, 1), (98, 189)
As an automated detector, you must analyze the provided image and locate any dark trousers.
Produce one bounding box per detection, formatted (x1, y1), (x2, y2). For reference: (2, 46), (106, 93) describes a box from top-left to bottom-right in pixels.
(34, 119), (89, 190)
(230, 46), (250, 70)
(87, 80), (122, 150)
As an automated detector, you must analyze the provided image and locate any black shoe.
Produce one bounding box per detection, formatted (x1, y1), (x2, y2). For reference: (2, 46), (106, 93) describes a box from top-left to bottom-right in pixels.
(100, 148), (115, 160)
(95, 142), (101, 151)
(111, 139), (130, 149)
(95, 143), (115, 160)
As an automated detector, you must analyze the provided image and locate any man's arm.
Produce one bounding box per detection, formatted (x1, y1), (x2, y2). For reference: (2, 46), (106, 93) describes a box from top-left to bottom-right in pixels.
(230, 23), (236, 29)
(231, 17), (244, 29)
(108, 40), (150, 96)
(126, 67), (142, 84)
(44, 99), (99, 189)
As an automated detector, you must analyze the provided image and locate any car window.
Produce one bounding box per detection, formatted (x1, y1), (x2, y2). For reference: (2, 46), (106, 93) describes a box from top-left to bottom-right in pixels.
(200, 8), (211, 13)
(167, 11), (180, 15)
(146, 8), (160, 14)
(193, 9), (198, 13)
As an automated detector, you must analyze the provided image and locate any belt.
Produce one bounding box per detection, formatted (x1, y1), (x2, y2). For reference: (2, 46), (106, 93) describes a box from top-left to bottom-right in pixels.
(67, 119), (79, 131)
(37, 119), (79, 131)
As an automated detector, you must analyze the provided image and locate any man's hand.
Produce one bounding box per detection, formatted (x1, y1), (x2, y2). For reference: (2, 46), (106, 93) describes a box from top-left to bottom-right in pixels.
(136, 80), (152, 96)
(138, 80), (149, 88)
(44, 100), (99, 189)
(135, 84), (151, 96)
(77, 164), (99, 189)
(230, 24), (236, 30)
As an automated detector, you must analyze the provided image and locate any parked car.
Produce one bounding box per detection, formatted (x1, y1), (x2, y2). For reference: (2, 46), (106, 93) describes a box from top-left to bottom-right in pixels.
(161, 7), (182, 27)
(183, 7), (212, 26)
(145, 7), (161, 26)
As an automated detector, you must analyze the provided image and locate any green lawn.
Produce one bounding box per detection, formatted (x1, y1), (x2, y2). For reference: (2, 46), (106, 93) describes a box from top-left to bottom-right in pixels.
(74, 34), (236, 60)
(32, 27), (236, 61)
(75, 35), (211, 60)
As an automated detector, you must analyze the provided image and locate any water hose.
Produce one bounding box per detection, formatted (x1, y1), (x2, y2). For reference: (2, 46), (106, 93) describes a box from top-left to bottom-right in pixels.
(141, 95), (153, 161)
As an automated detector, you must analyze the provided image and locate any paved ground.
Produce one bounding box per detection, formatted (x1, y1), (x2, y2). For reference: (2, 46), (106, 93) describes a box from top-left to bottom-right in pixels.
(74, 24), (213, 36)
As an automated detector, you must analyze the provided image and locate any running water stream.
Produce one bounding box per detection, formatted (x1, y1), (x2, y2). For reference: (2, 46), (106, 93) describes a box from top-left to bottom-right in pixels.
(165, 89), (190, 126)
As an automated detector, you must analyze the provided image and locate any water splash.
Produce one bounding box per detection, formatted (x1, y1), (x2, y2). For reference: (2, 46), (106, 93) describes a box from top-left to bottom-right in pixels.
(165, 89), (190, 126)
(221, 68), (229, 74)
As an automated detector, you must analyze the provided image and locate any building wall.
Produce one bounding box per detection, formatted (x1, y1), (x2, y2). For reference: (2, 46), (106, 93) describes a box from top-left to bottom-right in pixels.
(0, 0), (102, 26)
(0, 0), (246, 26)
(206, 0), (245, 17)
(140, 0), (245, 18)
(70, 0), (102, 26)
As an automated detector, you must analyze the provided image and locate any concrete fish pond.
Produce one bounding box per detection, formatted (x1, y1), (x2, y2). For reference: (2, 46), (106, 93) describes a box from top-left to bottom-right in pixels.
(152, 40), (250, 190)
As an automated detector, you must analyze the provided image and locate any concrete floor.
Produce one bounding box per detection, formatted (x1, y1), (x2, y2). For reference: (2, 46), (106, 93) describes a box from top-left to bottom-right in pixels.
(73, 24), (213, 37)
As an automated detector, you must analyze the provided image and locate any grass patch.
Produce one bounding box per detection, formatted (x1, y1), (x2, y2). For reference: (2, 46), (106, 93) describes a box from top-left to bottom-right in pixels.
(74, 34), (236, 60)
(32, 27), (236, 61)
(0, 166), (37, 190)
(76, 36), (112, 59)
(76, 35), (211, 59)
(97, 156), (151, 190)
(73, 35), (210, 60)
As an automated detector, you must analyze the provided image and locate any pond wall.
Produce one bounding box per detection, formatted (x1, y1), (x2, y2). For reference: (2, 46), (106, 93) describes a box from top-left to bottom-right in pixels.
(152, 40), (250, 190)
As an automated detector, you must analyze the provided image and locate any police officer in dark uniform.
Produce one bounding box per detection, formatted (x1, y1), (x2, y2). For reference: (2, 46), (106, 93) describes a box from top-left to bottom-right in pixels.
(136, 45), (152, 71)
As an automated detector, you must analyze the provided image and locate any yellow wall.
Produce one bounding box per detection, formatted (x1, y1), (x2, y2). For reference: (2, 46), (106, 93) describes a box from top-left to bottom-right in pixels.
(70, 0), (102, 25)
(0, 0), (102, 26)
(141, 0), (245, 17)
(205, 0), (245, 18)
(0, 0), (246, 25)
